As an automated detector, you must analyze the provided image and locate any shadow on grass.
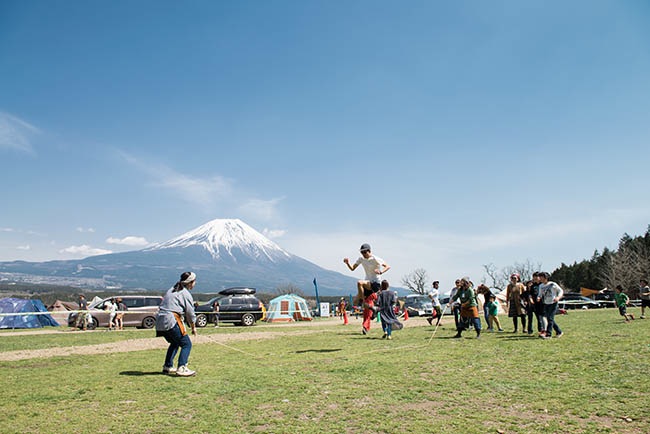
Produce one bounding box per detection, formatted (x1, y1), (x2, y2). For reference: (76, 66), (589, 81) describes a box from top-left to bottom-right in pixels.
(119, 371), (165, 376)
(295, 348), (342, 354)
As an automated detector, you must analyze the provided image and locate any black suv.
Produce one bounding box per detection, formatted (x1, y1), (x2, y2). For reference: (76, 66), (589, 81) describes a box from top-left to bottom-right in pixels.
(195, 287), (264, 327)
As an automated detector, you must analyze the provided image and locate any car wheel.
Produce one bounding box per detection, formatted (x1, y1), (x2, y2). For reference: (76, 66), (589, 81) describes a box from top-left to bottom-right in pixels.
(89, 317), (98, 330)
(195, 314), (208, 328)
(241, 313), (255, 327)
(141, 316), (156, 329)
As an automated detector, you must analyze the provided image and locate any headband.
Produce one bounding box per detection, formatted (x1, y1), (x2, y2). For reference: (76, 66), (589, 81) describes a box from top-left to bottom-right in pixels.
(182, 272), (196, 284)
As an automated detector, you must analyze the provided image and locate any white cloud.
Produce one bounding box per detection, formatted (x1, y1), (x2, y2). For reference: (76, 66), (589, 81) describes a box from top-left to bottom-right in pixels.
(118, 150), (234, 208)
(106, 236), (150, 247)
(17, 245), (31, 251)
(239, 197), (284, 222)
(1, 227), (14, 232)
(59, 245), (113, 257)
(0, 112), (39, 154)
(117, 150), (283, 223)
(76, 227), (96, 233)
(263, 228), (287, 239)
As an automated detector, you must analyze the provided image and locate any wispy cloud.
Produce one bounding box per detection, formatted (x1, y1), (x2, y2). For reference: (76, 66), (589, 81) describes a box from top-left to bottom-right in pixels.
(117, 150), (283, 223)
(59, 245), (113, 257)
(76, 227), (96, 233)
(16, 245), (31, 251)
(239, 197), (285, 222)
(106, 236), (150, 247)
(263, 228), (287, 239)
(0, 112), (39, 154)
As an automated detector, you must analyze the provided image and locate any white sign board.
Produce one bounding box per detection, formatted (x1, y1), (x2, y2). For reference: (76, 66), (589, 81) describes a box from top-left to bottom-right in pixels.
(319, 302), (330, 317)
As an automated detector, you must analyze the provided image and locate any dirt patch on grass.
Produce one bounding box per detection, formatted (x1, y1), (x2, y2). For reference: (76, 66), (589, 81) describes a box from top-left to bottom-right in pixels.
(0, 329), (328, 361)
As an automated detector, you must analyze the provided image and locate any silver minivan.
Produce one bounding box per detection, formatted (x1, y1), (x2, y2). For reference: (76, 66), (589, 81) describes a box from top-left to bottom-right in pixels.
(68, 295), (163, 329)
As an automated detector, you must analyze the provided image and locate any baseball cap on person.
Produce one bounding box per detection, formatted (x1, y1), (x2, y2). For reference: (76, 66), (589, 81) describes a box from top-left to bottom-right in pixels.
(360, 243), (371, 252)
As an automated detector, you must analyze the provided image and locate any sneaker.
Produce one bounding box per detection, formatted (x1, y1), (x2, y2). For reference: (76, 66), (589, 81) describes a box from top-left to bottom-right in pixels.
(214, 325), (219, 328)
(176, 365), (196, 377)
(453, 333), (462, 339)
(362, 327), (368, 335)
(498, 329), (504, 332)
(382, 333), (387, 339)
(640, 315), (646, 319)
(556, 332), (564, 339)
(162, 365), (177, 375)
(387, 335), (392, 340)
(630, 314), (635, 320)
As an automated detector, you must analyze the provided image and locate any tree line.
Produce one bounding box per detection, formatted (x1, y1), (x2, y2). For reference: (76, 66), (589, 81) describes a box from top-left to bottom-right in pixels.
(402, 225), (650, 297)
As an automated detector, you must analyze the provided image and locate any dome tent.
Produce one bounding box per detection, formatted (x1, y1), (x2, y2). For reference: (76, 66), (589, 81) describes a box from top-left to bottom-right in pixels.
(265, 294), (312, 322)
(0, 298), (60, 329)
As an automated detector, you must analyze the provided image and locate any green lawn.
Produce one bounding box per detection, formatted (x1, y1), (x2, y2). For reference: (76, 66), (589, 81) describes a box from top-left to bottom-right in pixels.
(2, 309), (649, 433)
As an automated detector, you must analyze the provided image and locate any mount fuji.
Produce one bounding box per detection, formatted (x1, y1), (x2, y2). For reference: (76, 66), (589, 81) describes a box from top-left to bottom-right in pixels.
(0, 219), (358, 296)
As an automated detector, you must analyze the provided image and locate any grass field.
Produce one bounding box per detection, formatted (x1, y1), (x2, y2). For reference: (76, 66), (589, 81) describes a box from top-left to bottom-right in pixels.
(1, 309), (649, 434)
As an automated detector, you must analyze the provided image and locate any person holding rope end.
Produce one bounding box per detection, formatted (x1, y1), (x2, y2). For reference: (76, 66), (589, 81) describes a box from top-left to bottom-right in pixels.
(156, 271), (198, 377)
(451, 277), (482, 339)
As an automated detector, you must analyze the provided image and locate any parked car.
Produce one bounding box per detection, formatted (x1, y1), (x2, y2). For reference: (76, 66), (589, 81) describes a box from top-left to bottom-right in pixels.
(403, 294), (433, 317)
(195, 287), (264, 327)
(595, 291), (616, 308)
(558, 293), (602, 310)
(68, 295), (163, 329)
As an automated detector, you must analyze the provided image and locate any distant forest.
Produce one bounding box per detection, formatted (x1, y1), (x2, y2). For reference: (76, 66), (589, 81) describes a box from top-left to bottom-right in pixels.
(551, 225), (650, 297)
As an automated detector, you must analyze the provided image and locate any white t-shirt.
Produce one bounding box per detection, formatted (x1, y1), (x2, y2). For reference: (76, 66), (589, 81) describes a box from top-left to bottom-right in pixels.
(428, 289), (441, 307)
(354, 255), (385, 283)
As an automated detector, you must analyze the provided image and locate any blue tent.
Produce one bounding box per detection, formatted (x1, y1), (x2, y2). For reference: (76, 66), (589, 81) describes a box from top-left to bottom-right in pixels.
(0, 298), (60, 329)
(265, 294), (313, 322)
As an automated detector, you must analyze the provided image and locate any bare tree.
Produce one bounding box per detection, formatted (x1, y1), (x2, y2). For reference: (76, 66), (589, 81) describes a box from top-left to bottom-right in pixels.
(401, 268), (429, 294)
(273, 283), (305, 297)
(483, 259), (542, 292)
(600, 243), (649, 298)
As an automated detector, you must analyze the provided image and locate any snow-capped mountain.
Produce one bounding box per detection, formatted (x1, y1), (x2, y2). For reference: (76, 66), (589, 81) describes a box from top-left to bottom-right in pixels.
(148, 219), (291, 263)
(0, 219), (356, 296)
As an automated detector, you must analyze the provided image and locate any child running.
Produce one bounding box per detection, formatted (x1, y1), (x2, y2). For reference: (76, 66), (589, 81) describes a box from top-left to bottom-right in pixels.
(614, 285), (635, 322)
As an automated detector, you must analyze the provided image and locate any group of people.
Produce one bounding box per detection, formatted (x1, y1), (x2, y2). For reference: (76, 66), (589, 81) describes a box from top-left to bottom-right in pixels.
(343, 243), (574, 340)
(74, 294), (126, 330)
(440, 272), (565, 339)
(149, 244), (650, 379)
(104, 297), (127, 330)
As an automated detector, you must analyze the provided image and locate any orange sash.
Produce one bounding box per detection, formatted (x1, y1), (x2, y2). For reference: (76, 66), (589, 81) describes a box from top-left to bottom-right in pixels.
(173, 312), (187, 336)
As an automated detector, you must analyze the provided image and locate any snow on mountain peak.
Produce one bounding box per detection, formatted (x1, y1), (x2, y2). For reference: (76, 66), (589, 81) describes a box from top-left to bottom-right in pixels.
(149, 218), (291, 262)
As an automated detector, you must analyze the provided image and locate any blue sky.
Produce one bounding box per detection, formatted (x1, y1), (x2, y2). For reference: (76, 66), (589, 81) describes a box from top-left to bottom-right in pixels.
(1, 1), (649, 291)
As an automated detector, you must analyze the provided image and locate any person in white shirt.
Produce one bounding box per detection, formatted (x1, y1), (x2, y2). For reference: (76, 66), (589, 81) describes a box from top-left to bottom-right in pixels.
(343, 243), (390, 306)
(427, 281), (442, 326)
(536, 272), (564, 339)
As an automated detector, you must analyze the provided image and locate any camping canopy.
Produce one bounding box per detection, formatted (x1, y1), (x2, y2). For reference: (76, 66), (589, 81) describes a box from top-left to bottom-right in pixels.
(265, 294), (312, 322)
(0, 298), (60, 329)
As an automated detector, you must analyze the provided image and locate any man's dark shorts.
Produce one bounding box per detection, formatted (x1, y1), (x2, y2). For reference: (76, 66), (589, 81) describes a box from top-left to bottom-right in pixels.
(363, 281), (381, 297)
(618, 305), (627, 316)
(642, 299), (650, 308)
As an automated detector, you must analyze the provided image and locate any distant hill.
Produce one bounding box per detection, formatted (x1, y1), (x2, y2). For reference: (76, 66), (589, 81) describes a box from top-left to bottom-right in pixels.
(0, 219), (358, 296)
